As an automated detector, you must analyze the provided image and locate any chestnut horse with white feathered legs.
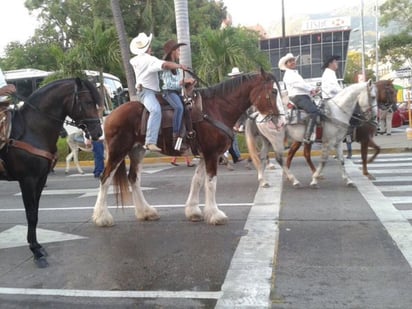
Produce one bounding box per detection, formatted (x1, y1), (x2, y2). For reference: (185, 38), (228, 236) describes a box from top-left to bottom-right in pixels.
(92, 69), (279, 226)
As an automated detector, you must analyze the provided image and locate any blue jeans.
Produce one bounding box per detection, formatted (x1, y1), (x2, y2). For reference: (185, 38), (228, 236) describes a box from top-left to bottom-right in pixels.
(92, 140), (104, 177)
(162, 91), (184, 135)
(137, 88), (161, 145)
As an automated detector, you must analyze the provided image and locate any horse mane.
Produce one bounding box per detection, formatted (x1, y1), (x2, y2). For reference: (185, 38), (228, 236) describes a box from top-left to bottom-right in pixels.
(197, 72), (264, 99)
(23, 78), (102, 109)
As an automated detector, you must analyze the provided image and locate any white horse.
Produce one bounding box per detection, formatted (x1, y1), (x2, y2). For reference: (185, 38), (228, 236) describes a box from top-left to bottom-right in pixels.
(65, 130), (93, 174)
(246, 80), (377, 188)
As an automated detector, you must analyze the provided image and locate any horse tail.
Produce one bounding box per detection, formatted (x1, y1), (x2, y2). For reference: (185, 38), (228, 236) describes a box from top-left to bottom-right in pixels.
(245, 117), (262, 171)
(112, 160), (132, 206)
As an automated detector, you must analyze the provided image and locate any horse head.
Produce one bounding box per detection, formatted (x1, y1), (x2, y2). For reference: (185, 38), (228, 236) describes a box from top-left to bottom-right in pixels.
(376, 79), (397, 111)
(249, 68), (279, 117)
(357, 79), (378, 123)
(65, 78), (103, 141)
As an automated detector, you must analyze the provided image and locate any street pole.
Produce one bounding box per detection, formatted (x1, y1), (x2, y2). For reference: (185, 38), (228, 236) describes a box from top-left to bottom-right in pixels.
(281, 0), (286, 56)
(360, 0), (366, 82)
(375, 0), (379, 81)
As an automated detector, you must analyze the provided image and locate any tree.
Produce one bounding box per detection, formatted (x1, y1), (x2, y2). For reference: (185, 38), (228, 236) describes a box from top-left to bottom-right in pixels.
(73, 19), (120, 102)
(174, 0), (192, 68)
(378, 0), (412, 70)
(110, 0), (137, 100)
(379, 0), (412, 32)
(193, 27), (270, 84)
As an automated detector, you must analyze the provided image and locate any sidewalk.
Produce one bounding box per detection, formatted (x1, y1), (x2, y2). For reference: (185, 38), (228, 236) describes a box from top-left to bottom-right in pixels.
(57, 125), (412, 168)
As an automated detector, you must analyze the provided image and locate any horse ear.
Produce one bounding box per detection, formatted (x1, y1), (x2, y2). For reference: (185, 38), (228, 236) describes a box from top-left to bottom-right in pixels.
(260, 67), (266, 76)
(75, 77), (83, 88)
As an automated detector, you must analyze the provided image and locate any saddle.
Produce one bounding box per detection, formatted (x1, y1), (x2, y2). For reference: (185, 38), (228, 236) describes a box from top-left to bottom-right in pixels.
(0, 100), (12, 174)
(139, 90), (203, 156)
(0, 100), (12, 150)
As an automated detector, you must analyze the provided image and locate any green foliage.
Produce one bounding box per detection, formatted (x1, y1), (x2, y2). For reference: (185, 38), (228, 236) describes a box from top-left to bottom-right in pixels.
(379, 32), (412, 69)
(380, 0), (412, 32)
(192, 27), (270, 84)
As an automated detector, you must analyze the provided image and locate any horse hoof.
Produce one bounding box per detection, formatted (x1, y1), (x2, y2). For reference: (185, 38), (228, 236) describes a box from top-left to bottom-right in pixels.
(347, 181), (355, 187)
(138, 213), (160, 221)
(262, 182), (270, 188)
(310, 183), (319, 189)
(189, 214), (203, 222)
(293, 181), (301, 187)
(366, 174), (376, 180)
(39, 247), (48, 257)
(34, 256), (49, 268)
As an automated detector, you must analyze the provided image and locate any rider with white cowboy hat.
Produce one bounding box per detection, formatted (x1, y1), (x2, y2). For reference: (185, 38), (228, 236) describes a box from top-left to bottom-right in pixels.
(279, 53), (320, 143)
(228, 67), (243, 77)
(129, 32), (190, 152)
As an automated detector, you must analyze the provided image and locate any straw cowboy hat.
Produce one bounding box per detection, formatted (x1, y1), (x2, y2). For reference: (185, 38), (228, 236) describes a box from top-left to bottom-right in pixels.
(228, 67), (243, 77)
(162, 39), (187, 60)
(130, 32), (153, 55)
(278, 53), (296, 71)
(321, 55), (341, 70)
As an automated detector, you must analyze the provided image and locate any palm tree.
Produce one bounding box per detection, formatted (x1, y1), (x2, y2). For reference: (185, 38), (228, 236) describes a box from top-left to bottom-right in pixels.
(174, 0), (192, 68)
(110, 0), (137, 100)
(74, 19), (120, 104)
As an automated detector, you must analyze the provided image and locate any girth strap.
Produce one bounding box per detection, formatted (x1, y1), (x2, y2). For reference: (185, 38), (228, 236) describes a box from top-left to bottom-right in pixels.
(9, 139), (57, 163)
(202, 114), (235, 141)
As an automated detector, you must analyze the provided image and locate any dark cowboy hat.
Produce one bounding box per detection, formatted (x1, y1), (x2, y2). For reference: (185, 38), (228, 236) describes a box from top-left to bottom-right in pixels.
(322, 55), (341, 70)
(162, 39), (187, 60)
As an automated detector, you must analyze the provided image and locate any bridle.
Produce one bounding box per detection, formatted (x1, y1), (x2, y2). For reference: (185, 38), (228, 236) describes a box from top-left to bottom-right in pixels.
(64, 83), (101, 133)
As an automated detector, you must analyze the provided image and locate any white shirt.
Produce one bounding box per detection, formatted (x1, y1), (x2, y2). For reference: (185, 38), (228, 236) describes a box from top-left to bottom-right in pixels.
(129, 53), (165, 92)
(321, 68), (342, 99)
(283, 68), (314, 97)
(0, 68), (8, 102)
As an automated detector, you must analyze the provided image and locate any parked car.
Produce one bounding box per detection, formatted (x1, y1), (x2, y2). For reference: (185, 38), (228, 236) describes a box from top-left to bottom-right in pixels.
(392, 102), (410, 128)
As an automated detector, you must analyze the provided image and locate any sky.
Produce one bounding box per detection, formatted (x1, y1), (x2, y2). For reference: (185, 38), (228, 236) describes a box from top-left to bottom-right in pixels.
(222, 0), (367, 28)
(0, 0), (370, 57)
(0, 0), (38, 56)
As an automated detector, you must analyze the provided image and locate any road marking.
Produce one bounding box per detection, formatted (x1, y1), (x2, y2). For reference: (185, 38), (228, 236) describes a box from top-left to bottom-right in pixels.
(0, 287), (222, 299)
(347, 160), (412, 268)
(0, 225), (86, 249)
(14, 187), (155, 198)
(216, 168), (282, 308)
(0, 203), (253, 213)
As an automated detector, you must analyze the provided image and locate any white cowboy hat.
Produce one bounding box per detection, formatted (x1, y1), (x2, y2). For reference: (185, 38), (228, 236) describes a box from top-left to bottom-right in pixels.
(278, 53), (296, 71)
(130, 33), (153, 55)
(228, 67), (243, 76)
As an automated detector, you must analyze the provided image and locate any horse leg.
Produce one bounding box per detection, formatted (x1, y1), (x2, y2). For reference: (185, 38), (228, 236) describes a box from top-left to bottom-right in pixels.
(261, 136), (275, 170)
(203, 156), (228, 225)
(128, 145), (159, 221)
(72, 146), (84, 174)
(335, 142), (354, 186)
(303, 143), (317, 174)
(92, 171), (116, 226)
(361, 138), (380, 180)
(65, 150), (74, 174)
(185, 158), (206, 222)
(286, 141), (301, 169)
(310, 143), (330, 188)
(20, 177), (49, 268)
(92, 153), (125, 227)
(245, 119), (270, 187)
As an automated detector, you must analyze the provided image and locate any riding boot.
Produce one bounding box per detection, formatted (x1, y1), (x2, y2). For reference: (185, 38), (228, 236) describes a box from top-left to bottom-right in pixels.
(0, 158), (6, 175)
(346, 142), (352, 159)
(303, 117), (316, 144)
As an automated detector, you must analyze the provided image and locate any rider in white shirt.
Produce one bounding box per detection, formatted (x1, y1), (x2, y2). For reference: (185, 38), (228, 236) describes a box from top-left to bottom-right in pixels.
(279, 53), (320, 143)
(321, 55), (353, 158)
(321, 55), (342, 99)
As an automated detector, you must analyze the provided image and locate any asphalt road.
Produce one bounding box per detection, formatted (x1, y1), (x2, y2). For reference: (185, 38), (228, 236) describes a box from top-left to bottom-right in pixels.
(1, 154), (412, 308)
(0, 161), (260, 308)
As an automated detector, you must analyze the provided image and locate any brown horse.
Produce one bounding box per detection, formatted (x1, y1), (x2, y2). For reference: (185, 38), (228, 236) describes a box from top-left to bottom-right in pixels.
(286, 79), (397, 180)
(92, 69), (278, 226)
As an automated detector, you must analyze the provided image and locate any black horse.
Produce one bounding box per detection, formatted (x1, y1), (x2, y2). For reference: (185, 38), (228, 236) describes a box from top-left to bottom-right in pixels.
(0, 78), (103, 268)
